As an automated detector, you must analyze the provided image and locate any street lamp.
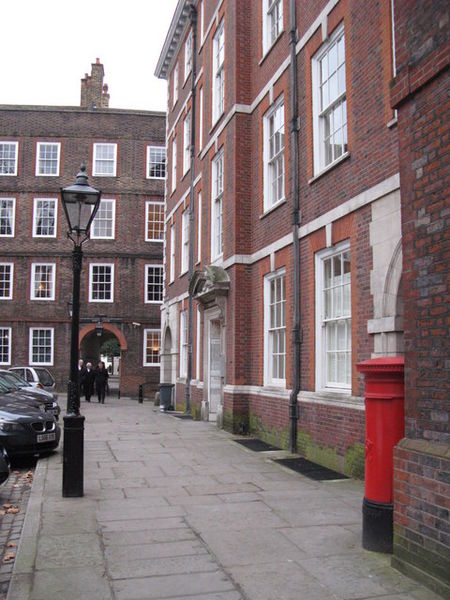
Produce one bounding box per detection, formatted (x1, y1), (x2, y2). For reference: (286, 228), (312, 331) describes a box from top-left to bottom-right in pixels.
(60, 164), (101, 497)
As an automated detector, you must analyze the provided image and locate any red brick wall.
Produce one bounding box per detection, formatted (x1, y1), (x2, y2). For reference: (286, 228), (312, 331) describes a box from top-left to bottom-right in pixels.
(391, 0), (449, 592)
(0, 107), (165, 395)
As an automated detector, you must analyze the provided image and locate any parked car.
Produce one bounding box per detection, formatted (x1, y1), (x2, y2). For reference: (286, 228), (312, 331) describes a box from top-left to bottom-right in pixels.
(8, 367), (56, 392)
(0, 447), (9, 485)
(0, 370), (60, 419)
(0, 397), (60, 457)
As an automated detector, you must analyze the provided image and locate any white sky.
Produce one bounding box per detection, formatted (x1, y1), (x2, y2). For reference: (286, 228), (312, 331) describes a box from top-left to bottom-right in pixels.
(1, 0), (179, 112)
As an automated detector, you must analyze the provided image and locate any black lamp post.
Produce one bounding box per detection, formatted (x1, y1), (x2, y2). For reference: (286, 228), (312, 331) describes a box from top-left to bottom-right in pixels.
(60, 164), (101, 497)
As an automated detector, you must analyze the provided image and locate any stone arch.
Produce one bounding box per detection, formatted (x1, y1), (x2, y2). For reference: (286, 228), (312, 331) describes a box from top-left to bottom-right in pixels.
(382, 239), (403, 319)
(79, 323), (128, 350)
(161, 325), (174, 384)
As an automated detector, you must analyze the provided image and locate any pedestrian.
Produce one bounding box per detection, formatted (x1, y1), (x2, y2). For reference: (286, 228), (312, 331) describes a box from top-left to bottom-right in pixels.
(78, 359), (86, 396)
(83, 362), (95, 402)
(95, 361), (109, 404)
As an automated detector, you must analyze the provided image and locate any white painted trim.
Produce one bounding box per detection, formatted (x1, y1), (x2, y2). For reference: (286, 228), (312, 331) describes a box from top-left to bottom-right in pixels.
(223, 384), (364, 410)
(221, 173), (400, 270)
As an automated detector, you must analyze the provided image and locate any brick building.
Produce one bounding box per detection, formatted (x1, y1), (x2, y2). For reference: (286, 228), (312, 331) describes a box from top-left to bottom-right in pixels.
(156, 0), (402, 469)
(0, 60), (166, 396)
(390, 1), (449, 595)
(156, 0), (448, 593)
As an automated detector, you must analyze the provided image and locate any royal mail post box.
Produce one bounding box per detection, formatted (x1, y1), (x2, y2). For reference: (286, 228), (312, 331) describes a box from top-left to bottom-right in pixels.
(357, 357), (405, 552)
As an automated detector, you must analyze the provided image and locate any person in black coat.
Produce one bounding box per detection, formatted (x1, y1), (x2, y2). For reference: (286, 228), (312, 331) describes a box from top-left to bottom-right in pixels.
(83, 362), (96, 402)
(95, 361), (109, 404)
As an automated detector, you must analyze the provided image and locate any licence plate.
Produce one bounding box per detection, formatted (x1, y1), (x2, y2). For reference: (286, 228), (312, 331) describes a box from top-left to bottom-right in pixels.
(37, 433), (56, 443)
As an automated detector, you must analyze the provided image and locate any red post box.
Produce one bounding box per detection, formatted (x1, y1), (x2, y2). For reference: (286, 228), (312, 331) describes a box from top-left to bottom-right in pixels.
(357, 357), (405, 552)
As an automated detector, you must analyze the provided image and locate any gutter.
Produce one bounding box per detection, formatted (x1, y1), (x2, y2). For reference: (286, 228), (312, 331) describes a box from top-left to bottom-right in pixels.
(185, 3), (198, 414)
(288, 0), (301, 453)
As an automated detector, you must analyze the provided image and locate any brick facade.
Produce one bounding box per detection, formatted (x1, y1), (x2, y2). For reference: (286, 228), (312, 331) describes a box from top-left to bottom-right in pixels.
(390, 1), (449, 595)
(156, 0), (401, 479)
(0, 62), (165, 397)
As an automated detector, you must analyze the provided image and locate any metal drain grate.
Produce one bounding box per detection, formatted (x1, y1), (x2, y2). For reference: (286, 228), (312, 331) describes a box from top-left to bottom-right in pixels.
(274, 457), (349, 481)
(234, 439), (281, 452)
(169, 412), (193, 419)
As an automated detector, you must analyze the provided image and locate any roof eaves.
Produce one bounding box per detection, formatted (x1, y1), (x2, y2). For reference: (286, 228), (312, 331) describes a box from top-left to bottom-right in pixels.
(155, 0), (192, 80)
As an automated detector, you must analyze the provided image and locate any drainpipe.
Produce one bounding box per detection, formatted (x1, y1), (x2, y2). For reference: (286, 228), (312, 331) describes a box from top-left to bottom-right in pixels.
(288, 0), (301, 454)
(186, 2), (197, 414)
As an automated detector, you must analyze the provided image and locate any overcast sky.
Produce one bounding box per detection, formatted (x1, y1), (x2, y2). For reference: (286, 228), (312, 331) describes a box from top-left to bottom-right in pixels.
(1, 0), (179, 112)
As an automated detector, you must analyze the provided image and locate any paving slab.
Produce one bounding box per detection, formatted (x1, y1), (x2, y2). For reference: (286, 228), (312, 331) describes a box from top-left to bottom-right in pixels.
(6, 397), (443, 600)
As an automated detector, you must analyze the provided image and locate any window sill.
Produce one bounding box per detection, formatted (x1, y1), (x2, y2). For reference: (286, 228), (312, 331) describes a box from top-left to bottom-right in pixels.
(209, 112), (225, 135)
(259, 31), (284, 67)
(309, 152), (350, 184)
(260, 197), (286, 219)
(301, 389), (363, 409)
(387, 116), (398, 129)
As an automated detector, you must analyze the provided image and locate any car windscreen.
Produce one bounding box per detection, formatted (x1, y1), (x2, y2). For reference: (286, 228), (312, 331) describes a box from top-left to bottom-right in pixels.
(2, 371), (30, 387)
(0, 373), (24, 390)
(34, 368), (55, 387)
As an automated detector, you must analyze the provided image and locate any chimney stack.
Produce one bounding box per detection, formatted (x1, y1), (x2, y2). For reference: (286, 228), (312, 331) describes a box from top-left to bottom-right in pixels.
(80, 59), (110, 109)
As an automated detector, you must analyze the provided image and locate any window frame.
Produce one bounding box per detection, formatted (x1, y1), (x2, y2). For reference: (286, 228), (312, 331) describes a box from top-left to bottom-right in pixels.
(311, 25), (348, 175)
(90, 198), (116, 240)
(145, 264), (164, 304)
(183, 112), (191, 175)
(29, 327), (54, 366)
(92, 143), (117, 177)
(263, 98), (285, 211)
(315, 241), (351, 392)
(35, 142), (61, 176)
(212, 20), (225, 124)
(0, 328), (12, 365)
(145, 200), (164, 242)
(211, 150), (224, 261)
(0, 198), (16, 237)
(179, 310), (188, 378)
(184, 29), (193, 83)
(146, 146), (166, 180)
(0, 141), (18, 176)
(181, 209), (190, 274)
(169, 225), (175, 283)
(143, 329), (161, 366)
(89, 263), (115, 303)
(173, 62), (179, 106)
(198, 87), (204, 151)
(30, 263), (56, 301)
(263, 269), (287, 387)
(262, 0), (284, 55)
(32, 198), (58, 238)
(0, 263), (14, 300)
(171, 136), (177, 193)
(197, 191), (202, 263)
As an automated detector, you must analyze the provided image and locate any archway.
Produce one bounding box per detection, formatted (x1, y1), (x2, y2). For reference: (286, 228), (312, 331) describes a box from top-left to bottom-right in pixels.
(161, 326), (174, 385)
(79, 323), (128, 395)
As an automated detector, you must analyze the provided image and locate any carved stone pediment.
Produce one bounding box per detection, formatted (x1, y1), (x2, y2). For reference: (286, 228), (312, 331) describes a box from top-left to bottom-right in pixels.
(190, 265), (230, 305)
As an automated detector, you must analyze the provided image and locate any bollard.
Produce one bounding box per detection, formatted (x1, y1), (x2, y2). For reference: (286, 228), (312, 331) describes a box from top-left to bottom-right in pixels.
(138, 384), (143, 404)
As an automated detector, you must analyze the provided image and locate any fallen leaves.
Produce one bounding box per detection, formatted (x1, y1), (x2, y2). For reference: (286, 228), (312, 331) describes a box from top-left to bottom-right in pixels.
(2, 504), (20, 514)
(2, 552), (15, 563)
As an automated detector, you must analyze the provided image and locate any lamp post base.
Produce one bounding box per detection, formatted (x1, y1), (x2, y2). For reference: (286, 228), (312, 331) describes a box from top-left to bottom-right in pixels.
(62, 413), (85, 497)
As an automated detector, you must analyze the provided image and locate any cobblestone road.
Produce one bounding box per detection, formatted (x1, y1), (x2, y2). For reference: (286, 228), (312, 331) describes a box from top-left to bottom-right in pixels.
(0, 458), (35, 600)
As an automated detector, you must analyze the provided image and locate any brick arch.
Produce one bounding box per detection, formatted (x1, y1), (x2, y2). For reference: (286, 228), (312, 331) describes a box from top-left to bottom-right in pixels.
(79, 323), (128, 350)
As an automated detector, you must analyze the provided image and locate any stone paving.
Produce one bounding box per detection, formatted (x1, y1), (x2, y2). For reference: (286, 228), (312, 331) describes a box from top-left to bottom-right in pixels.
(0, 460), (35, 600)
(7, 397), (444, 600)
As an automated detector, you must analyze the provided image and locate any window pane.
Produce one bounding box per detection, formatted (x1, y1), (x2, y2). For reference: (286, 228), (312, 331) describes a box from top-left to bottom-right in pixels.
(0, 199), (14, 235)
(146, 202), (164, 241)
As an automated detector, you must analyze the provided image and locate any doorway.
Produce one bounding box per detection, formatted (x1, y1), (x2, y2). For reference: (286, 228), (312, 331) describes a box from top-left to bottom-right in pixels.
(208, 319), (223, 421)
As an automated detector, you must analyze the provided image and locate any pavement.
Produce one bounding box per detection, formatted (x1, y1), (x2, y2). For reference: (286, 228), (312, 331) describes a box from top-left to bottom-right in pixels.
(6, 396), (442, 600)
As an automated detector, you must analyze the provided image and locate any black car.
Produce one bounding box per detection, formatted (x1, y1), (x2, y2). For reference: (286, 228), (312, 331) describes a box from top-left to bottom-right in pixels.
(0, 371), (60, 419)
(0, 397), (60, 457)
(0, 447), (9, 485)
